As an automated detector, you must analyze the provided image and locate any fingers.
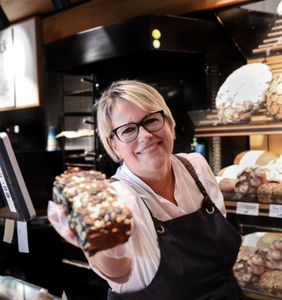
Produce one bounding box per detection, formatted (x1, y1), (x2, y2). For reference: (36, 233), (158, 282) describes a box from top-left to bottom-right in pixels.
(47, 201), (80, 248)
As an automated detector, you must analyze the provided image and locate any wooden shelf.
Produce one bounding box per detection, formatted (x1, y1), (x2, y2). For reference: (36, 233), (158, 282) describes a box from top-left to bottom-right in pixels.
(195, 122), (282, 137)
(224, 199), (282, 218)
(243, 286), (282, 300)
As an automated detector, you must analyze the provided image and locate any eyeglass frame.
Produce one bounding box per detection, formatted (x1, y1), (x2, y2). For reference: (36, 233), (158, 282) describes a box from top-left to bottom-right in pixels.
(110, 110), (165, 143)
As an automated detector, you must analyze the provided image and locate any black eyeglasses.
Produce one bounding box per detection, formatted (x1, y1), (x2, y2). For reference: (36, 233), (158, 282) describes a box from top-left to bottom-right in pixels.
(111, 110), (165, 143)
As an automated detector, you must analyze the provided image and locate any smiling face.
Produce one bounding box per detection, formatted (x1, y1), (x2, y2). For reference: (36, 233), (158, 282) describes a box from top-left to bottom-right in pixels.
(108, 101), (174, 180)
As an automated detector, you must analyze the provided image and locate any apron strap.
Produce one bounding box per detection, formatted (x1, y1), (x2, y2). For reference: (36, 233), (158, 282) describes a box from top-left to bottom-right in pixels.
(111, 177), (164, 232)
(174, 154), (214, 207)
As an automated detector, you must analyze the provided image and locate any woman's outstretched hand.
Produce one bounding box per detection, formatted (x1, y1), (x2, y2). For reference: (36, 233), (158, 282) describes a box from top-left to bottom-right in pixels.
(47, 200), (80, 248)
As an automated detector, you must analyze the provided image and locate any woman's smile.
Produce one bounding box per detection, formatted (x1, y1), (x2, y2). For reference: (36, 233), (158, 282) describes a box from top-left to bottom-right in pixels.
(135, 141), (162, 155)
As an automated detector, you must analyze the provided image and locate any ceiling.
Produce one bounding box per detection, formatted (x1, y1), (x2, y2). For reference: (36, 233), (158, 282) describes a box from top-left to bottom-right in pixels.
(1, 0), (259, 24)
(0, 0), (257, 44)
(0, 0), (87, 23)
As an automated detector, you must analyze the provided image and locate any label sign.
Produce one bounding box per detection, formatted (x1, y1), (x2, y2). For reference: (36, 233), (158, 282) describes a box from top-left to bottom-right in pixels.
(236, 202), (259, 216)
(269, 205), (282, 218)
(0, 166), (16, 212)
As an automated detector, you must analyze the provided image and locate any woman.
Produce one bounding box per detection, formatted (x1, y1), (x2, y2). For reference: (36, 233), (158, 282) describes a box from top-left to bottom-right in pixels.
(48, 80), (245, 299)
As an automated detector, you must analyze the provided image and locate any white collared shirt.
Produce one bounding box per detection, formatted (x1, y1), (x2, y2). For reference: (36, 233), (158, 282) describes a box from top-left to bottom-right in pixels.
(91, 153), (226, 293)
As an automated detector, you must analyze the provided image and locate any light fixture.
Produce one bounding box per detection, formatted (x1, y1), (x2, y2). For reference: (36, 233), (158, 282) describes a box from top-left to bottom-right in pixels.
(0, 6), (10, 30)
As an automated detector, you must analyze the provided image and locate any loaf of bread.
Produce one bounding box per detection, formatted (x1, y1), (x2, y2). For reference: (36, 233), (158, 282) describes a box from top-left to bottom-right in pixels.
(257, 182), (282, 204)
(235, 166), (266, 200)
(53, 168), (132, 256)
(234, 151), (278, 167)
(266, 73), (282, 120)
(215, 63), (272, 124)
(259, 270), (282, 290)
(234, 237), (282, 288)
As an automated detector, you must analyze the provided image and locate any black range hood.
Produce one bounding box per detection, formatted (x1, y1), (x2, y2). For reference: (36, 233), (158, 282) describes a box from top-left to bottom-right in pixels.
(44, 14), (243, 74)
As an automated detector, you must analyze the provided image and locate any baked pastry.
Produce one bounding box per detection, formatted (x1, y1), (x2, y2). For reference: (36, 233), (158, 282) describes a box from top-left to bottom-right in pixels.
(53, 168), (132, 256)
(260, 270), (282, 290)
(257, 233), (282, 248)
(272, 183), (282, 204)
(234, 238), (282, 287)
(257, 182), (279, 203)
(235, 166), (266, 200)
(215, 63), (272, 123)
(266, 73), (282, 120)
(257, 182), (282, 204)
(234, 151), (278, 167)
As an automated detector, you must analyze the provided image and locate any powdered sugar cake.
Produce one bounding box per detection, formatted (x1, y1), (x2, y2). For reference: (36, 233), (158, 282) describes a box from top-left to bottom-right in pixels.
(53, 168), (132, 256)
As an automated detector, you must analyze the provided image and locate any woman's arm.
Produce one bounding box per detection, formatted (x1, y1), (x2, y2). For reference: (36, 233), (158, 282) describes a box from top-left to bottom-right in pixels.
(87, 252), (132, 280)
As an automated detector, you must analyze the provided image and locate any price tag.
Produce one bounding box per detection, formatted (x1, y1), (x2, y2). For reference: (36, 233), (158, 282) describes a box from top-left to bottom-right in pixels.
(236, 202), (259, 216)
(269, 204), (282, 218)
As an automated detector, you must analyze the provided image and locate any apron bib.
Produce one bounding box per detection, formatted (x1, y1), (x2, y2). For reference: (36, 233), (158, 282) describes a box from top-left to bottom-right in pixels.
(108, 155), (245, 300)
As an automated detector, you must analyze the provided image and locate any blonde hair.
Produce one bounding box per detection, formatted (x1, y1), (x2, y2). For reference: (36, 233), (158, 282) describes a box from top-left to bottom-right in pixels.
(95, 80), (176, 162)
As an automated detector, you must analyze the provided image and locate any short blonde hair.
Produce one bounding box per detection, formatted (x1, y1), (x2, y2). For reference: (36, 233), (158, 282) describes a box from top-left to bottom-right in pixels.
(95, 80), (176, 162)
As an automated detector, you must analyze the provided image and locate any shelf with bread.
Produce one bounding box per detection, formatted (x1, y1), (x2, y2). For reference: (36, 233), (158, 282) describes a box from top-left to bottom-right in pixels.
(216, 150), (282, 219)
(234, 232), (282, 300)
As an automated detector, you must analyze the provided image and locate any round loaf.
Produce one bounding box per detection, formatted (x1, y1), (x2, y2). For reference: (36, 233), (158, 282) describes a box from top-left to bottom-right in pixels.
(266, 73), (282, 120)
(234, 151), (278, 167)
(260, 270), (282, 290)
(215, 63), (272, 123)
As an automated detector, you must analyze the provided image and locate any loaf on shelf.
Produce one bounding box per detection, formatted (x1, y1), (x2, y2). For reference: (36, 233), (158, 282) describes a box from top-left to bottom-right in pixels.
(234, 166), (266, 201)
(215, 63), (272, 124)
(266, 73), (282, 120)
(216, 151), (282, 203)
(234, 232), (282, 296)
(257, 182), (282, 204)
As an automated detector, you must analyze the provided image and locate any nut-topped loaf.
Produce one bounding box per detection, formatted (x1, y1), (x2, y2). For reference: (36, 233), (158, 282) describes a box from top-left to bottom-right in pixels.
(53, 168), (132, 256)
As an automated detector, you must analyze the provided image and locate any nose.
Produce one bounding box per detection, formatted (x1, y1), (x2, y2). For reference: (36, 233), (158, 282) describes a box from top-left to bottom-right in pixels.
(137, 125), (153, 141)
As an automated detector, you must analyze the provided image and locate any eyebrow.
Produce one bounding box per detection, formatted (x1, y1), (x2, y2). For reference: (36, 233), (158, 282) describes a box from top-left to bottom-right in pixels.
(114, 113), (151, 129)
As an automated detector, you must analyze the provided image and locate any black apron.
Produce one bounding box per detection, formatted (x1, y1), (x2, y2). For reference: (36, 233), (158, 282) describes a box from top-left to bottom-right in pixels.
(108, 155), (245, 300)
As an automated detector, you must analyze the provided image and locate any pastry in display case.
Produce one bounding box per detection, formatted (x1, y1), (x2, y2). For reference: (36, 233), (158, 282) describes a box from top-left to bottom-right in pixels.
(216, 151), (281, 201)
(234, 232), (282, 298)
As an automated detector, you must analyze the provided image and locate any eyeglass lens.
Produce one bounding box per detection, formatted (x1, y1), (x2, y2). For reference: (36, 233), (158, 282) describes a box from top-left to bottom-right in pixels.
(116, 111), (164, 142)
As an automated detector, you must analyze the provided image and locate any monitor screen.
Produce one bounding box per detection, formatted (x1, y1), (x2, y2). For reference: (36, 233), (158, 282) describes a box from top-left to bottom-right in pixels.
(0, 133), (36, 221)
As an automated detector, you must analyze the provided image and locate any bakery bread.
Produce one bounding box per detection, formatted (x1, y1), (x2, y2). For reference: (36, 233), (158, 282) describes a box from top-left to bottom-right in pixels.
(234, 238), (282, 288)
(235, 166), (266, 200)
(53, 168), (132, 256)
(257, 182), (280, 204)
(256, 233), (282, 248)
(260, 270), (282, 290)
(215, 63), (272, 124)
(257, 182), (282, 204)
(234, 151), (278, 167)
(266, 73), (282, 120)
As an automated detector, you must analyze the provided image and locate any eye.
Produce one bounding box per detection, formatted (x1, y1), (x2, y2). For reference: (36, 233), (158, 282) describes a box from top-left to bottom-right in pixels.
(144, 116), (160, 126)
(119, 125), (136, 136)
